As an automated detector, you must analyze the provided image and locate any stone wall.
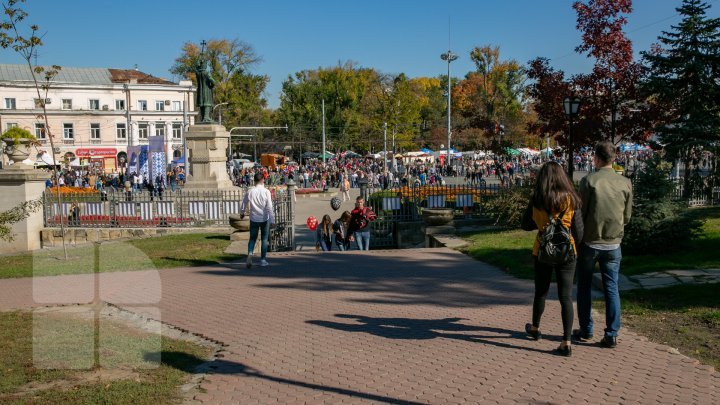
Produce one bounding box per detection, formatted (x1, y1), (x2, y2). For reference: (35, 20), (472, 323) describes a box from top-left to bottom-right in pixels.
(40, 227), (232, 248)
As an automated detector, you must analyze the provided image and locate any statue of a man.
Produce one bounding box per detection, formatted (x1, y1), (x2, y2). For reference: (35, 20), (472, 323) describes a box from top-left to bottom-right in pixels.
(194, 55), (215, 123)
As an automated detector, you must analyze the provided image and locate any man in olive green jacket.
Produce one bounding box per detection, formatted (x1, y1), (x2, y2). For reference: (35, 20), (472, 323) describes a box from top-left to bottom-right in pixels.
(574, 142), (633, 348)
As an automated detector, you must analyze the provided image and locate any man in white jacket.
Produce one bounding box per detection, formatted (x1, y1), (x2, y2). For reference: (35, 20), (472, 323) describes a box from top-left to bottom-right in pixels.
(240, 172), (275, 268)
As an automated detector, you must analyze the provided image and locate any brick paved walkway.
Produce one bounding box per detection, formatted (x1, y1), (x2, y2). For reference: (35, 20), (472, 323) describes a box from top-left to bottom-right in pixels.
(1, 248), (718, 404)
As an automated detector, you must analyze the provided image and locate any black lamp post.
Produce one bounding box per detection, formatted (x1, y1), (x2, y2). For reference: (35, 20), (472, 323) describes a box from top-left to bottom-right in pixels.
(563, 96), (582, 180)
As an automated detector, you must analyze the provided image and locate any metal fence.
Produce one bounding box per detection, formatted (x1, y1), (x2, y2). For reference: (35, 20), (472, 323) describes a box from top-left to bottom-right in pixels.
(669, 178), (720, 207)
(365, 183), (505, 248)
(43, 186), (296, 251)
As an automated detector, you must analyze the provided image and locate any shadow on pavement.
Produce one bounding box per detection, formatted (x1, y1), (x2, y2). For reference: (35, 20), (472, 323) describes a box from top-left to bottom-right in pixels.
(306, 314), (556, 355)
(152, 351), (425, 405)
(194, 250), (533, 308)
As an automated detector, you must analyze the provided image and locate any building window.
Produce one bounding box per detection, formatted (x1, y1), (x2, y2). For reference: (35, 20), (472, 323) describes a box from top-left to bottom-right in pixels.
(115, 99), (125, 110)
(90, 123), (101, 139)
(172, 122), (182, 139)
(138, 123), (148, 139)
(155, 100), (165, 111)
(5, 123), (18, 131)
(116, 123), (127, 139)
(35, 123), (46, 139)
(155, 122), (165, 137)
(63, 123), (74, 139)
(62, 99), (72, 109)
(137, 100), (147, 111)
(34, 98), (49, 108)
(172, 101), (181, 111)
(89, 99), (100, 110)
(4, 98), (16, 109)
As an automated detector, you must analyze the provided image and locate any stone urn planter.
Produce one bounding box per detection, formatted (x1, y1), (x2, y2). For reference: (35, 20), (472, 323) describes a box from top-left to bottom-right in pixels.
(228, 214), (250, 232)
(422, 208), (454, 226)
(2, 138), (33, 167)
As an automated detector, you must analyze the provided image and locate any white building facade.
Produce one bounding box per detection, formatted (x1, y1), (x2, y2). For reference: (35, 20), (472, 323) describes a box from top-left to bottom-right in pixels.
(0, 64), (195, 172)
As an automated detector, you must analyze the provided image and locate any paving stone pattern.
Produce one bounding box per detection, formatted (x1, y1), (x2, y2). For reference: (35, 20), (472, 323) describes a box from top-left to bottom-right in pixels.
(632, 269), (720, 290)
(0, 249), (718, 404)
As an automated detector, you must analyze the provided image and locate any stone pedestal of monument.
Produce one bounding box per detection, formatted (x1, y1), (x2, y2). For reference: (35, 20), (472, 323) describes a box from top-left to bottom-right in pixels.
(0, 165), (50, 254)
(183, 124), (234, 190)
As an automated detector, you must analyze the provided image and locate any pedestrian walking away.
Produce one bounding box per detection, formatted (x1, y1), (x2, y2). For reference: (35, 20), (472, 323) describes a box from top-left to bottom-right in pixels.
(240, 172), (275, 268)
(575, 142), (632, 348)
(521, 161), (584, 357)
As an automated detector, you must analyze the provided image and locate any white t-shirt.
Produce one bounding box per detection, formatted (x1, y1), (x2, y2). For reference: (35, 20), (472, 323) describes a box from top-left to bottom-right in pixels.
(240, 184), (275, 224)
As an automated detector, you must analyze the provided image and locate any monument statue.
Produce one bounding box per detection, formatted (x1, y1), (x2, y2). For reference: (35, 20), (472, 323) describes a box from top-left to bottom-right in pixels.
(194, 42), (216, 123)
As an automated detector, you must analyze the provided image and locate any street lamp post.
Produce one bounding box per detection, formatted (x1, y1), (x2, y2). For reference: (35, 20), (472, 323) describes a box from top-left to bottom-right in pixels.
(441, 50), (458, 173)
(213, 102), (229, 126)
(563, 96), (582, 180)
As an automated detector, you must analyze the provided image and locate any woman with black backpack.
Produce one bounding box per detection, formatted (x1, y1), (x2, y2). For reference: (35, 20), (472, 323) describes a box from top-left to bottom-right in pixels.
(521, 162), (584, 357)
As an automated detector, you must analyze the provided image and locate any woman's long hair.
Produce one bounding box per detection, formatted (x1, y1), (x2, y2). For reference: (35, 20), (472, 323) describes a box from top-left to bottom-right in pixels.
(532, 162), (581, 213)
(321, 214), (332, 236)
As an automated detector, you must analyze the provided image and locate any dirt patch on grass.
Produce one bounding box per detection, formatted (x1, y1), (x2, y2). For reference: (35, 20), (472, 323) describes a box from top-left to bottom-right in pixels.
(624, 310), (719, 371)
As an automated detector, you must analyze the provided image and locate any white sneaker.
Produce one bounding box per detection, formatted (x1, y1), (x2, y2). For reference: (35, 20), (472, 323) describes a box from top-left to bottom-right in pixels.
(246, 254), (253, 269)
(260, 259), (269, 267)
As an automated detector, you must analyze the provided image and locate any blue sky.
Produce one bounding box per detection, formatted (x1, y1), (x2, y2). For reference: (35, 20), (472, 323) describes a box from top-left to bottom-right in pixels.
(2, 0), (718, 109)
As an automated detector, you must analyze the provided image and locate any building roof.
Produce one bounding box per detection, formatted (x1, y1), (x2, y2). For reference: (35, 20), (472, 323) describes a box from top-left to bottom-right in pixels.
(0, 64), (176, 86)
(108, 69), (175, 85)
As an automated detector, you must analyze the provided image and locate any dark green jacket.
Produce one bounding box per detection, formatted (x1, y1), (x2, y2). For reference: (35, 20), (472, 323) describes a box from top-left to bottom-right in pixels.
(579, 167), (633, 245)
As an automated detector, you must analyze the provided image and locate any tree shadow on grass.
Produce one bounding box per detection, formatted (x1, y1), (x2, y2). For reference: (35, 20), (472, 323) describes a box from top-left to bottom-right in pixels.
(203, 235), (230, 241)
(307, 314), (556, 355)
(156, 256), (241, 269)
(152, 351), (425, 405)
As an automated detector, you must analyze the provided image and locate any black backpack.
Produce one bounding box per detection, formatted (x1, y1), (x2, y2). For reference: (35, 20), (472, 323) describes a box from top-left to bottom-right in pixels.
(538, 210), (575, 265)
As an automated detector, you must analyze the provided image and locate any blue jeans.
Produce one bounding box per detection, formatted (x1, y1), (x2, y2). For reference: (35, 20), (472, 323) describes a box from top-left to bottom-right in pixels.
(318, 239), (331, 251)
(248, 220), (270, 260)
(576, 245), (622, 337)
(354, 230), (370, 251)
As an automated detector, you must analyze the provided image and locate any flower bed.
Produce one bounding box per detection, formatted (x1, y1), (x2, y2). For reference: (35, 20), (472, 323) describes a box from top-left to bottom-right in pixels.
(48, 186), (98, 195)
(295, 188), (326, 195)
(46, 215), (194, 227)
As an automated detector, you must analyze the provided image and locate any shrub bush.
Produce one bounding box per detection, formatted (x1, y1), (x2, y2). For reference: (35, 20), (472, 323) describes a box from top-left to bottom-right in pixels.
(623, 155), (703, 254)
(483, 182), (535, 228)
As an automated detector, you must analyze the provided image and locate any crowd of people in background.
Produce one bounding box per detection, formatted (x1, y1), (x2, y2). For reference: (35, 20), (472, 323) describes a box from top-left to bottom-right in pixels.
(42, 147), (660, 205)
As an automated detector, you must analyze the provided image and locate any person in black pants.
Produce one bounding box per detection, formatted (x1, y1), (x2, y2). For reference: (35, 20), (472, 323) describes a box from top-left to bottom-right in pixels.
(521, 162), (584, 356)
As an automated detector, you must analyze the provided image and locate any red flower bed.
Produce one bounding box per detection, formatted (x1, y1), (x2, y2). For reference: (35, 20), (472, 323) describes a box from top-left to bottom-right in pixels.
(295, 188), (326, 195)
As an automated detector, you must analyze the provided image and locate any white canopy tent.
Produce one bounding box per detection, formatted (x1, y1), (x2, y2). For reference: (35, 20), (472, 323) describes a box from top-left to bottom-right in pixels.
(36, 152), (60, 166)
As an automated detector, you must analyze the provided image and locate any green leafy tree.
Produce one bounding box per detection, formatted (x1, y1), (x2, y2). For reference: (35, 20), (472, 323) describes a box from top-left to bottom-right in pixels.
(278, 62), (382, 153)
(642, 0), (720, 197)
(453, 46), (527, 152)
(623, 154), (702, 254)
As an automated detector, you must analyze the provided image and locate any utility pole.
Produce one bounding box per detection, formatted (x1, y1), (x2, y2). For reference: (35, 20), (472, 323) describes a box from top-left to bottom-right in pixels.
(383, 122), (388, 175)
(441, 50), (458, 171)
(392, 125), (396, 173)
(321, 99), (326, 164)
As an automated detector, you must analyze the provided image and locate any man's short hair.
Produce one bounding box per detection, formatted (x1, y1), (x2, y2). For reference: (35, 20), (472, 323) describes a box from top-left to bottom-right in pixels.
(356, 195), (363, 202)
(254, 172), (264, 184)
(595, 141), (616, 165)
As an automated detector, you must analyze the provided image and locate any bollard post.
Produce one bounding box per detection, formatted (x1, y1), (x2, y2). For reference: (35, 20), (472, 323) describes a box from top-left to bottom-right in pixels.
(286, 179), (296, 251)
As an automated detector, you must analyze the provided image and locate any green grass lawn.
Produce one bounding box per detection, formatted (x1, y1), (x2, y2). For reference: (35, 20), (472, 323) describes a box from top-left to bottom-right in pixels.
(595, 283), (720, 371)
(461, 206), (720, 279)
(0, 233), (236, 279)
(0, 309), (212, 404)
